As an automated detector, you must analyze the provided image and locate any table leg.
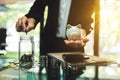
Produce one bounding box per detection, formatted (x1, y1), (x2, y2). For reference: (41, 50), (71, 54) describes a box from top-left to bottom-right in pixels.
(62, 63), (69, 80)
(47, 56), (60, 80)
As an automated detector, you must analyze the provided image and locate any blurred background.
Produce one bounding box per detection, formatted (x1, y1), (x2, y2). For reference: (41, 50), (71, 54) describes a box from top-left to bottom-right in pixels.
(0, 0), (120, 61)
(0, 0), (120, 80)
(0, 0), (39, 60)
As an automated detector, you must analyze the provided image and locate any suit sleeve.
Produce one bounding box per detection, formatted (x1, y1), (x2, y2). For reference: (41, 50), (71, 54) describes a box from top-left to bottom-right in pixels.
(25, 0), (47, 24)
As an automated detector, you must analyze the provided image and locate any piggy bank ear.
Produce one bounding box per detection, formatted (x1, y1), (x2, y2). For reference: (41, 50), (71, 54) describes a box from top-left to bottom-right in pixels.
(67, 24), (72, 29)
(76, 24), (81, 29)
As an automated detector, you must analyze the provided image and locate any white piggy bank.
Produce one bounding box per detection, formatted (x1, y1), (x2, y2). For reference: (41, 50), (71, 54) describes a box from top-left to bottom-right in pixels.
(66, 24), (81, 40)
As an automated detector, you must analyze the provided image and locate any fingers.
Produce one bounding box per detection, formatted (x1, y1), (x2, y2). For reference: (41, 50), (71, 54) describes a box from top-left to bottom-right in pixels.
(26, 18), (36, 32)
(64, 36), (89, 48)
(16, 18), (22, 32)
(21, 17), (28, 32)
(81, 37), (89, 43)
(75, 40), (85, 47)
(64, 39), (85, 48)
(16, 17), (35, 32)
(16, 16), (28, 32)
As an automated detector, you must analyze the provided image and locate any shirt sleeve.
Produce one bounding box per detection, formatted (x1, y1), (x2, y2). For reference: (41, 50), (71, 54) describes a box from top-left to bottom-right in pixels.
(25, 0), (47, 24)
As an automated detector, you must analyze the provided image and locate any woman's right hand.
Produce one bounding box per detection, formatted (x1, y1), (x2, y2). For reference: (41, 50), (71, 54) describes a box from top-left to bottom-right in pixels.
(16, 16), (36, 32)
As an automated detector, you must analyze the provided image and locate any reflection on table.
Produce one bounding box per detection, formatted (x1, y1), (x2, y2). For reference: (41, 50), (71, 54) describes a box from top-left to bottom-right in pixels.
(47, 52), (120, 80)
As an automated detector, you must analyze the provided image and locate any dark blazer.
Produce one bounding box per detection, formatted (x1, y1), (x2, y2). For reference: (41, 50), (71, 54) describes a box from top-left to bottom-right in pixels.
(26, 0), (95, 54)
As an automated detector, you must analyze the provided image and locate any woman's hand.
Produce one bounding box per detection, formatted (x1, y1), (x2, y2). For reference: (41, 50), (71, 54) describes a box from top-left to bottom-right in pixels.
(64, 38), (89, 48)
(64, 29), (89, 48)
(16, 16), (36, 32)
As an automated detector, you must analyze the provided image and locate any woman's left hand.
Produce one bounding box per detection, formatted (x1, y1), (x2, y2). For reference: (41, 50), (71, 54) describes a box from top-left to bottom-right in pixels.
(64, 37), (89, 48)
(64, 29), (89, 48)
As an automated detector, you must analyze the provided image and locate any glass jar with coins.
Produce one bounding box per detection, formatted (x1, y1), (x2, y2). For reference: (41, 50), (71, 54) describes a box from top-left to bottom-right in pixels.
(18, 36), (35, 69)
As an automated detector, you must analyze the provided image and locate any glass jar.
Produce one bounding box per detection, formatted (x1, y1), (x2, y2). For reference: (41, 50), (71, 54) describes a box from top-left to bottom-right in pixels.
(18, 36), (35, 69)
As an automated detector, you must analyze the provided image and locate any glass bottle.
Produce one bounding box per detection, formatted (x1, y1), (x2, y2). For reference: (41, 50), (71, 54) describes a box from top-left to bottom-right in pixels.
(18, 36), (35, 69)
